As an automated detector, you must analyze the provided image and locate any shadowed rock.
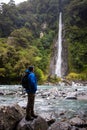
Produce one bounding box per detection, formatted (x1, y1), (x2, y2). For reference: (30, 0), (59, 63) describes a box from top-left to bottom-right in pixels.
(17, 116), (48, 130)
(0, 104), (48, 130)
(0, 104), (24, 130)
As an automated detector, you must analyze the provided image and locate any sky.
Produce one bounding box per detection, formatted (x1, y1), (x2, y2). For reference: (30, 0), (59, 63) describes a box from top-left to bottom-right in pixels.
(0, 0), (27, 4)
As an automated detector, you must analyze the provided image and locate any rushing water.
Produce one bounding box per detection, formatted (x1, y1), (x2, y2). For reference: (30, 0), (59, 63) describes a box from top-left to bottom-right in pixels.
(0, 85), (87, 120)
(55, 12), (62, 77)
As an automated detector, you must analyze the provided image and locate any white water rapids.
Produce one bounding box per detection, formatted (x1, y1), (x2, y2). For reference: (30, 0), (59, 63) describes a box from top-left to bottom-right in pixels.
(55, 12), (62, 77)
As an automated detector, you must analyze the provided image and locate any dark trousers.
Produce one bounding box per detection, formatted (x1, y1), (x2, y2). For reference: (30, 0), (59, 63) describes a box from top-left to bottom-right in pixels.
(26, 93), (35, 118)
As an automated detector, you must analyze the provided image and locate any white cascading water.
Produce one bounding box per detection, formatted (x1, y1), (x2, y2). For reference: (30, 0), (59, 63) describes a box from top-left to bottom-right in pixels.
(55, 12), (62, 77)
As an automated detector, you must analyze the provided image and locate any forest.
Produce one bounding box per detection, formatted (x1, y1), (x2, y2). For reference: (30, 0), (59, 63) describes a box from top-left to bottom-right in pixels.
(0, 0), (87, 84)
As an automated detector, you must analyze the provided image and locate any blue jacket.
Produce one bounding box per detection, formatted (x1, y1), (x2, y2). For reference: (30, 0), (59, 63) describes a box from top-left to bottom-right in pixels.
(26, 72), (37, 94)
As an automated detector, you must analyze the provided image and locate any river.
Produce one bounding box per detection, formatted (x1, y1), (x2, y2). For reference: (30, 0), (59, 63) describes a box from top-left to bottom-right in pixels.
(0, 84), (87, 120)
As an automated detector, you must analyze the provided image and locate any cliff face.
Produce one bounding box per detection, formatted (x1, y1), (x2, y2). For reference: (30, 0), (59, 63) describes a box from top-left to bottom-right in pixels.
(49, 29), (68, 77)
(49, 38), (58, 76)
(61, 30), (69, 77)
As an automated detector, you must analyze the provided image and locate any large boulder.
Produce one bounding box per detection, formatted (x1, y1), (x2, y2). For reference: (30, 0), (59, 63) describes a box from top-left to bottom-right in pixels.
(0, 104), (24, 130)
(17, 116), (48, 130)
(48, 121), (71, 130)
(65, 92), (77, 100)
(48, 116), (87, 130)
(69, 116), (87, 128)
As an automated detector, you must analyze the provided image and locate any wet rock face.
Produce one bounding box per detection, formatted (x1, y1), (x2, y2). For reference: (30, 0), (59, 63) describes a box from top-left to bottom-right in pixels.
(61, 37), (69, 77)
(0, 104), (24, 130)
(49, 38), (58, 76)
(17, 116), (48, 130)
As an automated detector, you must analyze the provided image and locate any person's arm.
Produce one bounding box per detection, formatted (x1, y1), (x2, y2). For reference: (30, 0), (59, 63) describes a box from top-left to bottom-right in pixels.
(28, 73), (37, 92)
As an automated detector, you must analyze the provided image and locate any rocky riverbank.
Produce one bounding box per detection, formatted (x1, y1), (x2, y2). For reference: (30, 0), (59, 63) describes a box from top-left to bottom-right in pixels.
(0, 104), (87, 130)
(0, 84), (87, 130)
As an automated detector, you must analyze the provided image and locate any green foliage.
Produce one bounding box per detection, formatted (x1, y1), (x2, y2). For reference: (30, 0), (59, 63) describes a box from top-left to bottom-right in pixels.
(0, 2), (23, 37)
(35, 67), (46, 84)
(63, 0), (87, 77)
(10, 28), (33, 48)
(66, 72), (87, 81)
(0, 68), (6, 77)
(47, 75), (61, 83)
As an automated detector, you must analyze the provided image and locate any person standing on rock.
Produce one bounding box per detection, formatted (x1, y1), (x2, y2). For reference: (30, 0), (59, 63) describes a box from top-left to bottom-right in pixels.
(25, 66), (38, 121)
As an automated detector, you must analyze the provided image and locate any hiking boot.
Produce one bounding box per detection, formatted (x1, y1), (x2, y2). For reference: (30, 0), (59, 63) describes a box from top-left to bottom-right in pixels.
(31, 113), (38, 118)
(25, 116), (34, 121)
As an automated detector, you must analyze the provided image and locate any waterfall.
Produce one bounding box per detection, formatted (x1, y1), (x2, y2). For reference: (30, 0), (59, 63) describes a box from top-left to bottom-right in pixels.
(55, 12), (62, 77)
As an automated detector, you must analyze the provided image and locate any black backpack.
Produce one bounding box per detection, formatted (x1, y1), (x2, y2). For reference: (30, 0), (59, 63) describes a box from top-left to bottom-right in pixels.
(21, 72), (30, 89)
